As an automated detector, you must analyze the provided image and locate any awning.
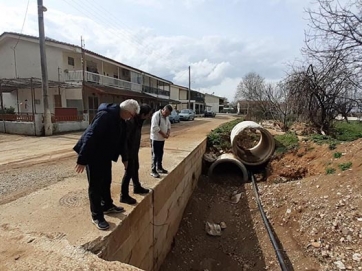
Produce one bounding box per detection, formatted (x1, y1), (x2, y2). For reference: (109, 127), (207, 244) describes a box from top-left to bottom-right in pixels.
(84, 83), (156, 100)
(145, 92), (181, 104)
(85, 83), (181, 104)
(0, 78), (69, 92)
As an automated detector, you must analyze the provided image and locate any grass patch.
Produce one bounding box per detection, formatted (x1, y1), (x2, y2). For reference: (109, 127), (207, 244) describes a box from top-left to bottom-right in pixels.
(326, 167), (336, 175)
(334, 121), (362, 141)
(309, 134), (339, 150)
(338, 162), (352, 171)
(274, 133), (299, 154)
(207, 118), (243, 152)
(333, 152), (342, 159)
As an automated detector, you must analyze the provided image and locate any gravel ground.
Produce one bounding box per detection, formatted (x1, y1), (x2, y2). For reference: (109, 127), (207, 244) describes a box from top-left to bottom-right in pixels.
(0, 157), (77, 205)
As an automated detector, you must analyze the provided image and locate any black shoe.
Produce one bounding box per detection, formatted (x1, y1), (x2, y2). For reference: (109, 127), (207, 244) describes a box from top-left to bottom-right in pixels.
(120, 195), (137, 205)
(157, 168), (168, 174)
(92, 219), (110, 230)
(134, 186), (149, 194)
(151, 171), (160, 178)
(103, 204), (125, 214)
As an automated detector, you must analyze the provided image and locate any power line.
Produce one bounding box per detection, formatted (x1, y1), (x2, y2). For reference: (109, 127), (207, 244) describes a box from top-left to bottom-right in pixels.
(61, 0), (190, 80)
(14, 0), (31, 48)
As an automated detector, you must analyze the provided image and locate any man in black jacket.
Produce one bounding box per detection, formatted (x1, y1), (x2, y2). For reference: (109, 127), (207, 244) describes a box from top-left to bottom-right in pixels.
(74, 99), (140, 230)
(120, 104), (152, 204)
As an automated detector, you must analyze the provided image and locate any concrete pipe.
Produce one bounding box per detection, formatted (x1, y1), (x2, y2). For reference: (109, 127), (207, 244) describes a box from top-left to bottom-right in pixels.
(230, 121), (275, 166)
(208, 153), (249, 182)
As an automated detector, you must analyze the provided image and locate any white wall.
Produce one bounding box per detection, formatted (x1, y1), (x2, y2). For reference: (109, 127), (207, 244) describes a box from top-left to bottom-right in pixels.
(170, 86), (180, 101)
(2, 87), (82, 114)
(0, 38), (64, 81)
(205, 94), (221, 113)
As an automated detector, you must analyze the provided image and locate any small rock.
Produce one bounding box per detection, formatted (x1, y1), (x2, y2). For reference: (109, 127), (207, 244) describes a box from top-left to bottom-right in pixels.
(353, 253), (362, 262)
(334, 260), (346, 270)
(311, 242), (321, 248)
(220, 222), (227, 229)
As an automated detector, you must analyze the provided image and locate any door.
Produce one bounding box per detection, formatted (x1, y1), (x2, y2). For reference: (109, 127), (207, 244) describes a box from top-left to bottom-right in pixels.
(54, 94), (62, 108)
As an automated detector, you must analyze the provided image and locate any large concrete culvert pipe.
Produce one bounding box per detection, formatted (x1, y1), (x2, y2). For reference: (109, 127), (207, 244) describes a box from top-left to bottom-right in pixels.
(208, 153), (249, 182)
(230, 121), (275, 166)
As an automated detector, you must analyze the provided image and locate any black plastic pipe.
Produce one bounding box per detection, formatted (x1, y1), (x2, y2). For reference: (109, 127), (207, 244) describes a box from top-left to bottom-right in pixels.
(250, 173), (289, 271)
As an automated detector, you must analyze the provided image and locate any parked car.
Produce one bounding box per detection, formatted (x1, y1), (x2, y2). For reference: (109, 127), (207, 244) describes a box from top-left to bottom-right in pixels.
(169, 110), (180, 123)
(204, 109), (216, 118)
(179, 109), (195, 121)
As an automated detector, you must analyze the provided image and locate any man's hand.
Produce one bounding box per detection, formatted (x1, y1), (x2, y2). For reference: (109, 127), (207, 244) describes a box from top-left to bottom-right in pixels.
(75, 164), (86, 173)
(123, 161), (128, 170)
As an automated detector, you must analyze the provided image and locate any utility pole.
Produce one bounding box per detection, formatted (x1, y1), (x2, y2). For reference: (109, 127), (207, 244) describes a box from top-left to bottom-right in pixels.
(188, 65), (191, 109)
(57, 67), (61, 104)
(37, 0), (52, 135)
(0, 81), (3, 110)
(81, 36), (86, 114)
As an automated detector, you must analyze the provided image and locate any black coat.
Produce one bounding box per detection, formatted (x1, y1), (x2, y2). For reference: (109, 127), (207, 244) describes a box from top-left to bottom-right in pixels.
(73, 103), (128, 165)
(125, 115), (145, 161)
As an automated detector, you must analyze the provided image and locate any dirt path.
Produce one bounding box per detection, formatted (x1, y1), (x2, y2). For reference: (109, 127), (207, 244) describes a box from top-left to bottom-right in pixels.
(0, 116), (233, 205)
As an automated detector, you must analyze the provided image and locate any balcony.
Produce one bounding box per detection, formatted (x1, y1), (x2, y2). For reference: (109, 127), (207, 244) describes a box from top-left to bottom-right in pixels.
(64, 70), (142, 92)
(190, 94), (204, 103)
(142, 85), (169, 97)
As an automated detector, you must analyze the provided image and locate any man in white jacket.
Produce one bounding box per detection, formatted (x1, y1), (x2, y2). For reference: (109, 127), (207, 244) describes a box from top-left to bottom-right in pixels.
(150, 104), (173, 178)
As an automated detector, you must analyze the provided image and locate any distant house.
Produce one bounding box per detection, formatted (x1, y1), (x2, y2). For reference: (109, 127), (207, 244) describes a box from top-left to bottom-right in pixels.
(204, 93), (224, 113)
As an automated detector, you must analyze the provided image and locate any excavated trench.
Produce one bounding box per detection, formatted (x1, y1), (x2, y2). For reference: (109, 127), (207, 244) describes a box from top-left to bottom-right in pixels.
(160, 121), (277, 271)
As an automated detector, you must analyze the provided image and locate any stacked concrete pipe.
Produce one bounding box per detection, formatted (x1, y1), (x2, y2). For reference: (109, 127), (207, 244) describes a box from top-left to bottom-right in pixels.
(208, 121), (275, 181)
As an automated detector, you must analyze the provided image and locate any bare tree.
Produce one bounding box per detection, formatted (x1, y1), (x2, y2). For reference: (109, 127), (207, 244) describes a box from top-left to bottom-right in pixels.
(235, 72), (266, 102)
(285, 53), (359, 134)
(281, 0), (362, 134)
(234, 72), (271, 120)
(263, 82), (296, 130)
(304, 0), (362, 89)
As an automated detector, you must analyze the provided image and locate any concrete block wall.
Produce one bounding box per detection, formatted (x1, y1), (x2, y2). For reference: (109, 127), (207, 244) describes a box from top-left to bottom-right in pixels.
(92, 139), (207, 271)
(54, 120), (88, 134)
(0, 121), (36, 135)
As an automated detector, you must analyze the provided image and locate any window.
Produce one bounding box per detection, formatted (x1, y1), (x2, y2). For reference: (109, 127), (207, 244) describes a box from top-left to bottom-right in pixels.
(68, 57), (75, 66)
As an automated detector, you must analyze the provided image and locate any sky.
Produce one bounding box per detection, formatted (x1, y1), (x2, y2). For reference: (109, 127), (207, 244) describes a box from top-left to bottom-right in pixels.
(0, 0), (314, 101)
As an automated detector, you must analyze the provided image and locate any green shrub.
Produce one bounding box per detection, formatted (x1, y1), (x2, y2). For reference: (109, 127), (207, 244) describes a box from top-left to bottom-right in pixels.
(207, 118), (243, 151)
(326, 168), (336, 175)
(0, 106), (15, 114)
(274, 133), (299, 154)
(334, 121), (362, 141)
(338, 162), (352, 171)
(333, 152), (342, 159)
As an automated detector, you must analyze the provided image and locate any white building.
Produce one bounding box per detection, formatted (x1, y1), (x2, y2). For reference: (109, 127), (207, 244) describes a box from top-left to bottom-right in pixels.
(204, 93), (224, 113)
(0, 32), (181, 135)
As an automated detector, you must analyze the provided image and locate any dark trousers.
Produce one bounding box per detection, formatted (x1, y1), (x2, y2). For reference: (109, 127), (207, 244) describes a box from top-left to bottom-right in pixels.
(86, 160), (113, 221)
(121, 157), (141, 196)
(151, 140), (165, 171)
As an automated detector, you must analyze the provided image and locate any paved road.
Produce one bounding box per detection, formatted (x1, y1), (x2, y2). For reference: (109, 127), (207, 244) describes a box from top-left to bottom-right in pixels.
(0, 116), (233, 204)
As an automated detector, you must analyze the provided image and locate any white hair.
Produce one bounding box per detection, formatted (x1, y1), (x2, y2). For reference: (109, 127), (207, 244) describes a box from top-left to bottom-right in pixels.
(120, 99), (140, 114)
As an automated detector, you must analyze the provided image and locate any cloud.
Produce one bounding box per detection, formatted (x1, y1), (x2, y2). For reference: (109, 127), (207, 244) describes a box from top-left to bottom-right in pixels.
(0, 2), (297, 102)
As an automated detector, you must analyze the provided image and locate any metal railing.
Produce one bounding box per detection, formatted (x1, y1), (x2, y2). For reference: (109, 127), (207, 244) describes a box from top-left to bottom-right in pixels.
(52, 115), (84, 123)
(64, 70), (142, 92)
(0, 114), (34, 122)
(142, 85), (169, 97)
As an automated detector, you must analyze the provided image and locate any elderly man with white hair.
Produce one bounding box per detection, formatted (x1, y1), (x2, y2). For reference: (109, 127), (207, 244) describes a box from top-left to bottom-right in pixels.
(74, 99), (140, 230)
